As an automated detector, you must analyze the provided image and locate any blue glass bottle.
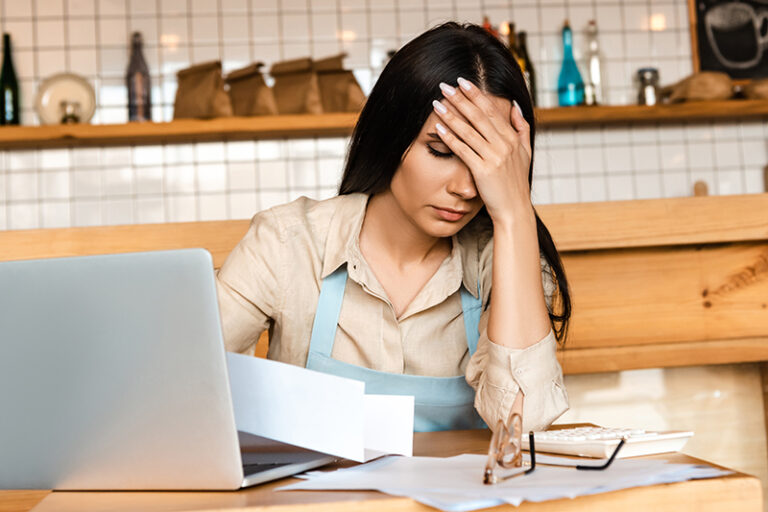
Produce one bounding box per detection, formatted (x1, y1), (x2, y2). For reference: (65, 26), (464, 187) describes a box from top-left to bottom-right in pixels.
(557, 20), (584, 107)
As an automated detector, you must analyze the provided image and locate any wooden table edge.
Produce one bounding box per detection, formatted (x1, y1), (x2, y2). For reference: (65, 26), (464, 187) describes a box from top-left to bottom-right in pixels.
(2, 466), (762, 512)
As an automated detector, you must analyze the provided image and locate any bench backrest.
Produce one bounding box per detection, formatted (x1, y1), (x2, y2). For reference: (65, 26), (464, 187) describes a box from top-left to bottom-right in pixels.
(2, 193), (767, 374)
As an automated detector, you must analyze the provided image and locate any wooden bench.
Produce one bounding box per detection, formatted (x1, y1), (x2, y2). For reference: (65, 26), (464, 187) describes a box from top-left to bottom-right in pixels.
(1, 193), (766, 375)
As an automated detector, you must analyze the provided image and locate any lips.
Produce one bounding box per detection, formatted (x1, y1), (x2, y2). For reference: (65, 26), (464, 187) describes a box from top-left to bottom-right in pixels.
(433, 206), (469, 222)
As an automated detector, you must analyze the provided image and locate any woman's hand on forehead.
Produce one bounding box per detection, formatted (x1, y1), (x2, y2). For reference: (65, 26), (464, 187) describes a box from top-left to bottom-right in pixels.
(431, 77), (533, 225)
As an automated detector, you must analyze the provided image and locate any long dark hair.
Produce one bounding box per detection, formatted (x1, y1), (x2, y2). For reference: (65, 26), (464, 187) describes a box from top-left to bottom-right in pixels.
(338, 22), (571, 344)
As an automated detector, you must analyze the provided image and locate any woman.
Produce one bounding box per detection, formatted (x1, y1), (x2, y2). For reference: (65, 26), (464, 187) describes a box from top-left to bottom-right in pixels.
(216, 22), (572, 433)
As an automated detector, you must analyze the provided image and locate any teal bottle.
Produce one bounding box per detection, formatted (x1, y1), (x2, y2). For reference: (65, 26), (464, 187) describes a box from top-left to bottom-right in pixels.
(557, 20), (584, 107)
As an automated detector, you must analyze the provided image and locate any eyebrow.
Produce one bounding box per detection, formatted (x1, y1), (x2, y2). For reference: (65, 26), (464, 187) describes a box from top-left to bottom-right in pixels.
(426, 132), (441, 139)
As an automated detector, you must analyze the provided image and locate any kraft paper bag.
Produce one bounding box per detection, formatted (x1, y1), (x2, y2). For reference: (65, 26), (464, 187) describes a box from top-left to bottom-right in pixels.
(661, 72), (733, 103)
(225, 62), (278, 116)
(314, 53), (366, 113)
(174, 60), (233, 119)
(269, 57), (324, 114)
(742, 78), (768, 100)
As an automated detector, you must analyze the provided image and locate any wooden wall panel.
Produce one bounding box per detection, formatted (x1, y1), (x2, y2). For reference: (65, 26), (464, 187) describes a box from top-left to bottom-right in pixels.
(563, 242), (768, 348)
(1, 194), (766, 373)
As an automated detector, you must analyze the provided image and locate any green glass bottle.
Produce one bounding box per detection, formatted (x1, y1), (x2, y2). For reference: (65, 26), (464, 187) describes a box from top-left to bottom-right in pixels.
(557, 21), (584, 107)
(1, 33), (20, 125)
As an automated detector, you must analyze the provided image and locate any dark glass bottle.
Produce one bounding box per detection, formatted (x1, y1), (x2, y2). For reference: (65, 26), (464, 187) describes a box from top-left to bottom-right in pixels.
(517, 31), (537, 106)
(557, 20), (585, 107)
(1, 33), (20, 125)
(126, 32), (151, 122)
(506, 23), (525, 71)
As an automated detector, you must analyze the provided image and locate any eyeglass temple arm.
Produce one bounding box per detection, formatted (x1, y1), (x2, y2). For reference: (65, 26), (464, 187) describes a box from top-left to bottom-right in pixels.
(524, 432), (536, 474)
(576, 438), (626, 470)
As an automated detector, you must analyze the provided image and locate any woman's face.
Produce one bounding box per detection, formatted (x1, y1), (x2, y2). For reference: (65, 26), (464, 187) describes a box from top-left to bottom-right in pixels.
(389, 93), (513, 239)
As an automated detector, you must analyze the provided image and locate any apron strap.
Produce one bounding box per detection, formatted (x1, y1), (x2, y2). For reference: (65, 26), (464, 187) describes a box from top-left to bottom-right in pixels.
(307, 266), (348, 359)
(308, 266), (482, 360)
(460, 282), (482, 356)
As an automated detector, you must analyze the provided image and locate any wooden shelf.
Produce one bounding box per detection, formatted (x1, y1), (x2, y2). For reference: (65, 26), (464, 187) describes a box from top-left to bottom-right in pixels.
(537, 99), (768, 126)
(1, 100), (766, 149)
(0, 113), (359, 149)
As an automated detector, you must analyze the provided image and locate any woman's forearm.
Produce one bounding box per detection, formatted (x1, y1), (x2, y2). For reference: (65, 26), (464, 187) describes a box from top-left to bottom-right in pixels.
(487, 205), (552, 349)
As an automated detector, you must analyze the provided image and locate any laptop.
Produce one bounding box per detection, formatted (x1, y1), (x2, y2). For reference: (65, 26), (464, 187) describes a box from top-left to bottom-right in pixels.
(0, 249), (335, 490)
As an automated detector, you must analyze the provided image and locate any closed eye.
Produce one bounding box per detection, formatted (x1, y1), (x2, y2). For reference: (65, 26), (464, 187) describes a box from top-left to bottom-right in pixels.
(427, 144), (453, 159)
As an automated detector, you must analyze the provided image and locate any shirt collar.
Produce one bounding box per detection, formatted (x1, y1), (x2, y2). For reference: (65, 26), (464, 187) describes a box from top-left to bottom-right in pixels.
(321, 193), (369, 279)
(321, 193), (484, 300)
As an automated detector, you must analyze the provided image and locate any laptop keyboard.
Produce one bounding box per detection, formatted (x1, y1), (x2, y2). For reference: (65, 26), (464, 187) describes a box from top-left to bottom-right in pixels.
(242, 462), (291, 476)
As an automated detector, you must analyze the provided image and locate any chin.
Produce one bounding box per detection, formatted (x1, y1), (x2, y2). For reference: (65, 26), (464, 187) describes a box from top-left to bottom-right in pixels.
(422, 219), (469, 238)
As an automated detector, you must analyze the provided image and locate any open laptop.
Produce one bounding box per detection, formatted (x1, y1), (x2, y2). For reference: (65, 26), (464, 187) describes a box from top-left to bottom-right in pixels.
(0, 249), (335, 490)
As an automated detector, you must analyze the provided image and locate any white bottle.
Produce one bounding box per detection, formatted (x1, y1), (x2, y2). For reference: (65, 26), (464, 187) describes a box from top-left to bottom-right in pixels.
(584, 20), (604, 106)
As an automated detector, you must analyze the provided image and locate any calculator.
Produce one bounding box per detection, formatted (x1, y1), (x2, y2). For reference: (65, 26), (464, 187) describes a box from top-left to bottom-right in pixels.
(522, 426), (694, 459)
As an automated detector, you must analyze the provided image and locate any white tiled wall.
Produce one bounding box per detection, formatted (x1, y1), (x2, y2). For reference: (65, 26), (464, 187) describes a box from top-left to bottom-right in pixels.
(0, 0), (766, 229)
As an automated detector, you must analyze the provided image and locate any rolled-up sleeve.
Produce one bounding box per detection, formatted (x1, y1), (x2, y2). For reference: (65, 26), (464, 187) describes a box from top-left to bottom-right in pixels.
(465, 246), (569, 433)
(466, 325), (568, 433)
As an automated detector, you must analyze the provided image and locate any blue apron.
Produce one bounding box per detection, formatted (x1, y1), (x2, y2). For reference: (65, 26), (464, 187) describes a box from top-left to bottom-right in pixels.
(305, 266), (487, 432)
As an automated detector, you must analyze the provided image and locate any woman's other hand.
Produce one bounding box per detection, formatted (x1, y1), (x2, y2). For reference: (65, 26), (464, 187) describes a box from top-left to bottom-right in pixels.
(432, 77), (533, 227)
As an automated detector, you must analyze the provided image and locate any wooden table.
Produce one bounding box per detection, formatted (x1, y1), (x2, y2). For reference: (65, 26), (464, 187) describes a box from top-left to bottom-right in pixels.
(0, 429), (761, 512)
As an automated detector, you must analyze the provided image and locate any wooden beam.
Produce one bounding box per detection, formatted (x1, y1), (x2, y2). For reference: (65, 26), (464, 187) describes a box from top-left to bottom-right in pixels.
(537, 193), (768, 251)
(1, 194), (766, 262)
(0, 220), (250, 268)
(559, 337), (768, 375)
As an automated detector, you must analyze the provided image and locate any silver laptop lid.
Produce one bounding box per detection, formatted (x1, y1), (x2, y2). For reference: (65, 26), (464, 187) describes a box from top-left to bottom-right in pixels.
(0, 249), (244, 490)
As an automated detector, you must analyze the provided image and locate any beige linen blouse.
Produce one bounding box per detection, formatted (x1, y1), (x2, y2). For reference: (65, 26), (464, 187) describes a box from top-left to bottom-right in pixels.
(215, 193), (569, 432)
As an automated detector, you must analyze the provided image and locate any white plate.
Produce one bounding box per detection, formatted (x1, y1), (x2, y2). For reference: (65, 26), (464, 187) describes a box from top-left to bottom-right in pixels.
(34, 73), (96, 125)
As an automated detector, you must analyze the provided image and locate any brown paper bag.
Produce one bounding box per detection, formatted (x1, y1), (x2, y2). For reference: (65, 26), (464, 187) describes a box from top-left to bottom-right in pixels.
(660, 72), (733, 103)
(742, 78), (768, 100)
(225, 62), (278, 116)
(174, 61), (233, 119)
(269, 57), (324, 114)
(314, 53), (366, 113)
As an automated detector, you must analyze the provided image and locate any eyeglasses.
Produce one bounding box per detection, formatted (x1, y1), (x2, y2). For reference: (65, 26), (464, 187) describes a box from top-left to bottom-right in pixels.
(483, 412), (626, 484)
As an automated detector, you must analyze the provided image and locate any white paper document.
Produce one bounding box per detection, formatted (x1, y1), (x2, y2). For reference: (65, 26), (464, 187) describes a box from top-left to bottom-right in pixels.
(226, 352), (413, 462)
(364, 394), (414, 459)
(279, 453), (732, 511)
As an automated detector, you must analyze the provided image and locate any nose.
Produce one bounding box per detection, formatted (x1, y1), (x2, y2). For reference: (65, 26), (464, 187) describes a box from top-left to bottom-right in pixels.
(447, 163), (478, 200)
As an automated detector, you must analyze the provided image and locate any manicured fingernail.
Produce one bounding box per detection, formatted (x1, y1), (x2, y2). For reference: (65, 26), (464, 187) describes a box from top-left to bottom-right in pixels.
(439, 82), (456, 96)
(432, 99), (447, 114)
(457, 77), (472, 91)
(514, 100), (523, 116)
(435, 122), (447, 135)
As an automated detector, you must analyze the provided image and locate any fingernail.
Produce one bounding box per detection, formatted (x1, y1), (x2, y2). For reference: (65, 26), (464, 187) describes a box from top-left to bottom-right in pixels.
(435, 122), (447, 135)
(514, 100), (523, 117)
(432, 99), (447, 114)
(457, 77), (472, 91)
(439, 82), (456, 96)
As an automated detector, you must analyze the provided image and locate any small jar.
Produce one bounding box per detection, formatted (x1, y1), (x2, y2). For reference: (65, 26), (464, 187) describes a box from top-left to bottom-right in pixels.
(637, 68), (660, 106)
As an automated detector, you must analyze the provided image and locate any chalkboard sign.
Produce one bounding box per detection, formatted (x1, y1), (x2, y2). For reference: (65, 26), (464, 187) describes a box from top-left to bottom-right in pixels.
(690, 0), (768, 81)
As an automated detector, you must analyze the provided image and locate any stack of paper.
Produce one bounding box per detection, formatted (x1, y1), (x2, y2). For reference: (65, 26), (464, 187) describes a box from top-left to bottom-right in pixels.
(226, 352), (414, 462)
(279, 453), (731, 511)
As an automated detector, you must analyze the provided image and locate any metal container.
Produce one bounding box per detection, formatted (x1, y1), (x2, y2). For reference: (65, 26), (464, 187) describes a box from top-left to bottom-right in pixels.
(637, 67), (660, 106)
